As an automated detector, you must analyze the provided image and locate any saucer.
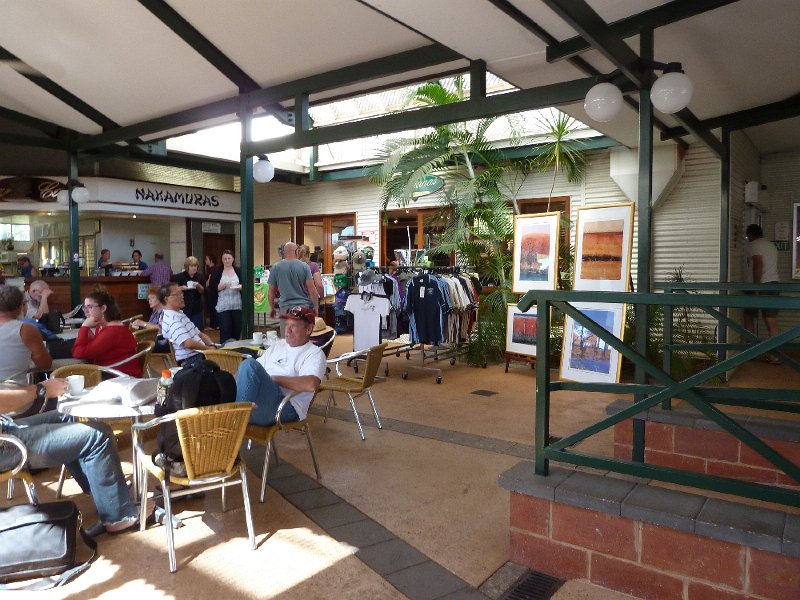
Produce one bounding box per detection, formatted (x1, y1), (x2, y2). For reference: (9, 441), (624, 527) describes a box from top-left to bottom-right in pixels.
(65, 389), (89, 399)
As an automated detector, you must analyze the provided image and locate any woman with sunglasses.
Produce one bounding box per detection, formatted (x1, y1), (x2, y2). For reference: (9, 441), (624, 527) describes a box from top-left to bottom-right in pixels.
(72, 291), (142, 377)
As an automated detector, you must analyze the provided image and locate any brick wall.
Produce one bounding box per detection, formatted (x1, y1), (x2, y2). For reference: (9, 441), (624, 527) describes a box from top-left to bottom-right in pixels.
(613, 421), (800, 489)
(509, 492), (800, 600)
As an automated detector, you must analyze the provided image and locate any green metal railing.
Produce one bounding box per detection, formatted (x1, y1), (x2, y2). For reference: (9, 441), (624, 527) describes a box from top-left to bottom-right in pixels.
(518, 286), (800, 508)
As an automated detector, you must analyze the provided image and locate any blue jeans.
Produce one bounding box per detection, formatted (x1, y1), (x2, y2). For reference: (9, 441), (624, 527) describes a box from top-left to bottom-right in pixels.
(186, 309), (205, 333)
(0, 412), (138, 526)
(235, 359), (299, 426)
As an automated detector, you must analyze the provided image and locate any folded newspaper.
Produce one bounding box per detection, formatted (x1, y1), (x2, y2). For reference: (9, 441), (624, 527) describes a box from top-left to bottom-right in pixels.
(81, 377), (159, 407)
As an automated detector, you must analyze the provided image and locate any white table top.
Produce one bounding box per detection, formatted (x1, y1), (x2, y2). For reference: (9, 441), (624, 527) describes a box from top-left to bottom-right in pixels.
(58, 328), (81, 340)
(222, 336), (270, 350)
(58, 389), (155, 419)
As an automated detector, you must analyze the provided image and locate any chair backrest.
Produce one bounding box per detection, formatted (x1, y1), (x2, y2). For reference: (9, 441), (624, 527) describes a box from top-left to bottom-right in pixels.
(133, 328), (158, 343)
(311, 329), (337, 358)
(121, 314), (143, 326)
(202, 349), (245, 376)
(175, 402), (253, 480)
(51, 364), (104, 387)
(359, 343), (387, 389)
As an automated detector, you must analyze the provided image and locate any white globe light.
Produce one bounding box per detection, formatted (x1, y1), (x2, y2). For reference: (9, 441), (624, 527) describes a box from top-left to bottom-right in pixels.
(56, 189), (69, 205)
(650, 71), (693, 114)
(71, 185), (90, 204)
(584, 82), (623, 122)
(253, 157), (275, 183)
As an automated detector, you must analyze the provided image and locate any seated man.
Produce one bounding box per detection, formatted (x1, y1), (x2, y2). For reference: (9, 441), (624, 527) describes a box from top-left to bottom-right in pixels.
(0, 286), (52, 384)
(159, 282), (216, 366)
(26, 279), (53, 320)
(236, 306), (326, 426)
(0, 378), (146, 534)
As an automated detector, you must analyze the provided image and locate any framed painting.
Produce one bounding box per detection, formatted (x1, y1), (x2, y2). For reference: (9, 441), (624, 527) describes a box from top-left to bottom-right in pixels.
(573, 203), (634, 292)
(512, 212), (560, 293)
(506, 303), (539, 357)
(560, 302), (626, 383)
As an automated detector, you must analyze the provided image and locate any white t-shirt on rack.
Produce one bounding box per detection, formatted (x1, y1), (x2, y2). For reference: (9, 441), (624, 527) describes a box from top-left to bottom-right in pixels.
(345, 294), (391, 352)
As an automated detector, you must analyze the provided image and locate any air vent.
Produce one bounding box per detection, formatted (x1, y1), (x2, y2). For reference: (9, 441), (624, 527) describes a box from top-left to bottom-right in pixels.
(499, 570), (565, 600)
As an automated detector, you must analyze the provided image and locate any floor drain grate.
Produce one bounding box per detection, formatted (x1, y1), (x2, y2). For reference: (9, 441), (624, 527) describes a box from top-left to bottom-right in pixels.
(471, 389), (498, 397)
(499, 570), (565, 600)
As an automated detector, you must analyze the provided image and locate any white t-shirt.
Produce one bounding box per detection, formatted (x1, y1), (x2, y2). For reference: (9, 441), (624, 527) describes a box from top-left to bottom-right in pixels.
(345, 294), (391, 352)
(256, 340), (326, 419)
(746, 237), (779, 283)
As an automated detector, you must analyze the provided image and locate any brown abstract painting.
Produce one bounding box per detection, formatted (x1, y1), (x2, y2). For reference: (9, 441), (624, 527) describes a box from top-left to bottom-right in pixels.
(580, 219), (624, 280)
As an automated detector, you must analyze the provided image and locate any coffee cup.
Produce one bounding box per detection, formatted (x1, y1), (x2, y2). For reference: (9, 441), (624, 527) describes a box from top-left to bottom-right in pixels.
(187, 281), (196, 289)
(252, 331), (264, 344)
(266, 331), (278, 345)
(66, 375), (85, 395)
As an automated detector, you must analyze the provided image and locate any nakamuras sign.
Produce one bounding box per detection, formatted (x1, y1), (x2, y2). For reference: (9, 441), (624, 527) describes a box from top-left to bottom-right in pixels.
(135, 186), (221, 207)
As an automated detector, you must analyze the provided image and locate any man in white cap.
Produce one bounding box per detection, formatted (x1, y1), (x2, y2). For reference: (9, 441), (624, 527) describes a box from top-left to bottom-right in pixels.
(268, 242), (318, 336)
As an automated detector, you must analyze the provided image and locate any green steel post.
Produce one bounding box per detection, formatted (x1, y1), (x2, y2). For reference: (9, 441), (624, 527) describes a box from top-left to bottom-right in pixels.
(239, 98), (254, 339)
(718, 128), (731, 367)
(534, 295), (551, 475)
(633, 29), (655, 462)
(67, 153), (80, 307)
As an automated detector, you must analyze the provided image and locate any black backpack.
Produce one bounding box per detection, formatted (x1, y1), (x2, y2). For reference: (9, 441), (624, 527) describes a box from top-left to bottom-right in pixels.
(154, 359), (237, 465)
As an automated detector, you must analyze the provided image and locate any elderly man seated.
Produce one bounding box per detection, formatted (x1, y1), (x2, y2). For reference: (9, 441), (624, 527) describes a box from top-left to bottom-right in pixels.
(0, 378), (148, 534)
(159, 282), (215, 366)
(26, 279), (53, 321)
(236, 306), (326, 426)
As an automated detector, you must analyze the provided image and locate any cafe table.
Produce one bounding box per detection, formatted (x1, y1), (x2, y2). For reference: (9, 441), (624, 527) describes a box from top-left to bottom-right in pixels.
(58, 384), (155, 497)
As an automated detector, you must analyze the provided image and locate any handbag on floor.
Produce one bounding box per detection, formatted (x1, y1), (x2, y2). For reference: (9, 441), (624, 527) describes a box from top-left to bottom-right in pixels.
(0, 500), (97, 590)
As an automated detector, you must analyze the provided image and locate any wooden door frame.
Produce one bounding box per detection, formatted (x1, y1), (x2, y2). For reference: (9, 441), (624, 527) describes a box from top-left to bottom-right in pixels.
(297, 212), (356, 273)
(258, 217), (294, 266)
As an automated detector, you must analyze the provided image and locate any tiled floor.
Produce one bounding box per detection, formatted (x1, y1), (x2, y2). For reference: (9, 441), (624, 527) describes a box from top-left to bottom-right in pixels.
(13, 333), (792, 598)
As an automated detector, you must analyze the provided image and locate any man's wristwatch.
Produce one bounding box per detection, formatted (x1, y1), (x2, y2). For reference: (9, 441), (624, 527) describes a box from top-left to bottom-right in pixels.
(35, 382), (48, 402)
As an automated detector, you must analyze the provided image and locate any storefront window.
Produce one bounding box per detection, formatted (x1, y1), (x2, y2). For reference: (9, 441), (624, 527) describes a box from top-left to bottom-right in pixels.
(298, 214), (356, 272)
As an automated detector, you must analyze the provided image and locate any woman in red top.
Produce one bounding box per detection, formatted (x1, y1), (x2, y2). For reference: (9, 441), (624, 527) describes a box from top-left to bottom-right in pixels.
(72, 291), (142, 377)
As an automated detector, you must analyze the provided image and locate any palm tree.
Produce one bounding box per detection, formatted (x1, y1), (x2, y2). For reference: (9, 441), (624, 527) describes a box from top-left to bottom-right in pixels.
(533, 110), (587, 211)
(368, 78), (588, 364)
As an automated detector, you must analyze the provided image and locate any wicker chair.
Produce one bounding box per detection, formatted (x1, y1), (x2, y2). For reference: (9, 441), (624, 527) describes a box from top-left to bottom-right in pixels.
(319, 343), (387, 440)
(0, 415), (39, 504)
(201, 349), (245, 376)
(132, 327), (158, 344)
(150, 340), (178, 374)
(245, 392), (321, 503)
(133, 402), (256, 573)
(50, 363), (105, 387)
(121, 314), (143, 327)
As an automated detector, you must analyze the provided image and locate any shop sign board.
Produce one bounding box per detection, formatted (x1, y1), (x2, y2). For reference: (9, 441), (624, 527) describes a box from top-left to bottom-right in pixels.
(202, 221), (222, 233)
(411, 175), (444, 198)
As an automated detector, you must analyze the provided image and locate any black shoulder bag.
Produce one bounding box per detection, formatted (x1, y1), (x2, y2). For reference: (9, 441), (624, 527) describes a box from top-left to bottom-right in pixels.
(0, 501), (97, 590)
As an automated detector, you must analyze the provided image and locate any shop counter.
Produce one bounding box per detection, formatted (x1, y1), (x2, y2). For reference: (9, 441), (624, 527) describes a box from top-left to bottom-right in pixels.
(1, 275), (152, 320)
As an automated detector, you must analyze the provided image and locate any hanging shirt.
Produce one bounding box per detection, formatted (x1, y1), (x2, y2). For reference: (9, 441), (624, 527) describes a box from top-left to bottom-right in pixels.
(345, 294), (391, 352)
(404, 274), (446, 345)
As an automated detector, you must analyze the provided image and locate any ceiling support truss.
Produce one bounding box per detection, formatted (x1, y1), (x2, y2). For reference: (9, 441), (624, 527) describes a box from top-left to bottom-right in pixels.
(541, 0), (721, 157)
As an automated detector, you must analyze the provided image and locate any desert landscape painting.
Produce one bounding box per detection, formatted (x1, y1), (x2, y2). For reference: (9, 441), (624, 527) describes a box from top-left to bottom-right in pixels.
(512, 313), (537, 346)
(580, 219), (624, 280)
(519, 224), (551, 282)
(568, 308), (615, 374)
